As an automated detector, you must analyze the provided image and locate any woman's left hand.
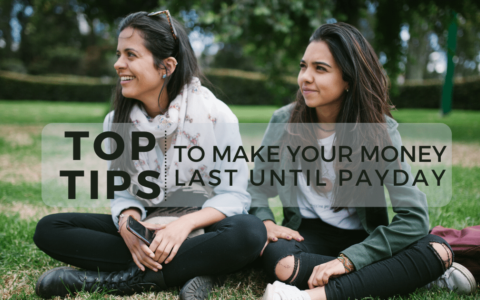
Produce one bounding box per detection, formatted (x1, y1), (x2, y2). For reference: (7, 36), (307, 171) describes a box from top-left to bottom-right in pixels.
(148, 217), (194, 265)
(307, 259), (347, 289)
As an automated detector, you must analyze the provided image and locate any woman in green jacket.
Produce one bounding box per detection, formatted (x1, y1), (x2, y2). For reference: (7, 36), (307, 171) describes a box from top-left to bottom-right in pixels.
(249, 23), (474, 300)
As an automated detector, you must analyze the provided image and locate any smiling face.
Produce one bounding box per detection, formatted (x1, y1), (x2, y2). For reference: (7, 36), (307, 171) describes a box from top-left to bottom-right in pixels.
(114, 27), (164, 102)
(298, 41), (349, 111)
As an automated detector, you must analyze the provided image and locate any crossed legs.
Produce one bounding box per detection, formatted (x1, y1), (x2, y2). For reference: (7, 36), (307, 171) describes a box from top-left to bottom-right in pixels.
(264, 234), (453, 300)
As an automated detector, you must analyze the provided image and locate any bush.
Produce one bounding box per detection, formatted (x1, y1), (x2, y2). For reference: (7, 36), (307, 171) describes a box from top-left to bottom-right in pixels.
(1, 70), (479, 110)
(208, 75), (480, 110)
(0, 70), (297, 105)
(204, 75), (297, 106)
(391, 77), (480, 110)
(0, 73), (114, 103)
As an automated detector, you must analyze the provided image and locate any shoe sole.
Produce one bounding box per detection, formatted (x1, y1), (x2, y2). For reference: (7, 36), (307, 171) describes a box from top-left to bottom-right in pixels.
(179, 276), (218, 300)
(451, 262), (477, 294)
(35, 266), (75, 299)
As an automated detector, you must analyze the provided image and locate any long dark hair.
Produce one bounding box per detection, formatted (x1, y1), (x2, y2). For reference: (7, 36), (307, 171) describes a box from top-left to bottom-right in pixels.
(110, 11), (202, 173)
(285, 22), (395, 209)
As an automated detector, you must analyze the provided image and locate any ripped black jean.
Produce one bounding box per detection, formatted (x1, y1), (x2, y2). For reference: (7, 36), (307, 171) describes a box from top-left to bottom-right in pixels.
(262, 218), (453, 300)
(33, 213), (267, 287)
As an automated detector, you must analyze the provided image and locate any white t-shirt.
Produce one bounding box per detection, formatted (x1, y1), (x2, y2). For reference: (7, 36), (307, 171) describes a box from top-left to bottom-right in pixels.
(296, 133), (363, 230)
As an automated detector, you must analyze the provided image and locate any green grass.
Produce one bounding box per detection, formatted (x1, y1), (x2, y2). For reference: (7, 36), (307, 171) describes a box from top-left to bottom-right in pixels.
(229, 105), (280, 123)
(0, 100), (109, 124)
(0, 101), (279, 124)
(428, 166), (480, 229)
(1, 101), (478, 143)
(0, 100), (479, 299)
(0, 181), (43, 205)
(391, 109), (480, 144)
(0, 127), (41, 158)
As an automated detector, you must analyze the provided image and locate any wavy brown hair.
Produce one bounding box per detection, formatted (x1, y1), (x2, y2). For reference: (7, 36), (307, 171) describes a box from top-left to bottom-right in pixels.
(110, 11), (203, 174)
(285, 22), (395, 210)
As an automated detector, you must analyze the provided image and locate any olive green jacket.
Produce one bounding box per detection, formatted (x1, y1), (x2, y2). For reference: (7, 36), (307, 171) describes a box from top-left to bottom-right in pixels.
(248, 104), (429, 271)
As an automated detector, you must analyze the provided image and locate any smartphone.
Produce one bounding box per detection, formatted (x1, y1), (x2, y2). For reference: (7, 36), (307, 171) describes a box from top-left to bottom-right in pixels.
(126, 216), (156, 246)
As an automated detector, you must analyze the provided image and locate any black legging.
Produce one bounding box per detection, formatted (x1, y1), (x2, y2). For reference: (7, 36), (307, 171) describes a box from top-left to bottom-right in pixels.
(262, 218), (452, 300)
(33, 212), (267, 287)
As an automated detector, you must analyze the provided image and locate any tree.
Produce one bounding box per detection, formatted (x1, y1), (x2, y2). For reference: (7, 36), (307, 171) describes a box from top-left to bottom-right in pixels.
(404, 4), (439, 80)
(0, 0), (160, 75)
(159, 0), (335, 103)
(375, 0), (480, 89)
(0, 0), (31, 70)
(2, 0), (479, 86)
(18, 0), (86, 74)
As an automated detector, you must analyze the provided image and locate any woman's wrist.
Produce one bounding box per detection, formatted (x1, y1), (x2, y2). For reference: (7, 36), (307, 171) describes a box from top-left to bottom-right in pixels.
(337, 253), (355, 273)
(118, 216), (128, 235)
(263, 219), (276, 227)
(178, 214), (197, 232)
(118, 214), (134, 234)
(118, 208), (141, 223)
(120, 208), (141, 218)
(117, 208), (142, 234)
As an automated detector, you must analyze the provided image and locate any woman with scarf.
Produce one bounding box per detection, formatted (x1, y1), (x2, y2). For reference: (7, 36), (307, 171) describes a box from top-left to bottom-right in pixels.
(33, 11), (266, 299)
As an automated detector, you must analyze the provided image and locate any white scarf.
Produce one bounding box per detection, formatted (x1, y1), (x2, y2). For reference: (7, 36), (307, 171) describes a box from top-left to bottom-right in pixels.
(128, 77), (223, 206)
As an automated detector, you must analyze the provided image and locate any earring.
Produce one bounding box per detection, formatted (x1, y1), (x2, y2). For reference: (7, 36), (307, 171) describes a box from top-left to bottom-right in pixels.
(162, 74), (166, 79)
(346, 88), (349, 93)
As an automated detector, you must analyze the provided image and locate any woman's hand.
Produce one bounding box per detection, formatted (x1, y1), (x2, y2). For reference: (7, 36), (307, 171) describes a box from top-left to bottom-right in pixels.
(260, 220), (304, 256)
(148, 216), (194, 265)
(307, 255), (355, 289)
(119, 219), (166, 272)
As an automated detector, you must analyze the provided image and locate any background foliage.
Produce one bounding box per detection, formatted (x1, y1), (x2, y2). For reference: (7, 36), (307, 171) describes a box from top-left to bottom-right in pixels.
(0, 0), (480, 107)
(2, 70), (480, 110)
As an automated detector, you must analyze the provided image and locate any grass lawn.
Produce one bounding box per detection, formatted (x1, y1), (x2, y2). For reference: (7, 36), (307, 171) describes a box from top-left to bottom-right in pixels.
(391, 109), (480, 144)
(0, 101), (478, 143)
(0, 100), (479, 299)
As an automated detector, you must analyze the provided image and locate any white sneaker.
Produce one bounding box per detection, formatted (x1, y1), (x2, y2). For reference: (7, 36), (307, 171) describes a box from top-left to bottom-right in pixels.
(262, 281), (311, 300)
(425, 262), (477, 294)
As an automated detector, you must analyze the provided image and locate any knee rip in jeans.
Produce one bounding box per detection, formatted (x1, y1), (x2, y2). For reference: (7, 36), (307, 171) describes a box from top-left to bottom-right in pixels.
(429, 242), (453, 272)
(275, 255), (300, 284)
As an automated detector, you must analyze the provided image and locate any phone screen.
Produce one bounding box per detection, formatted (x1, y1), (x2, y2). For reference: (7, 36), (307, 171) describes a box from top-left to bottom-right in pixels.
(126, 216), (156, 245)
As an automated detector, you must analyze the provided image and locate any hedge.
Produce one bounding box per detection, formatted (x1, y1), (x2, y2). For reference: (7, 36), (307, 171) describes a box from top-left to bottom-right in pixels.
(1, 70), (479, 110)
(203, 74), (297, 106)
(0, 71), (114, 103)
(391, 77), (480, 110)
